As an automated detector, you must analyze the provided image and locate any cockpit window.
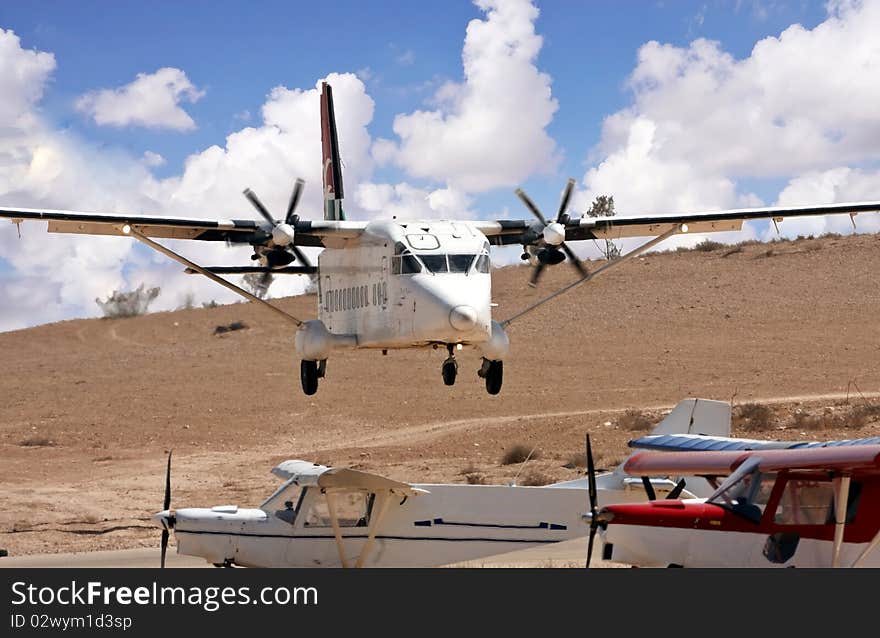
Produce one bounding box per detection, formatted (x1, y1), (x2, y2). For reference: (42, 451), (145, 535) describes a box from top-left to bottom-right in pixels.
(420, 254), (449, 273)
(448, 254), (475, 273)
(474, 253), (490, 273)
(708, 461), (776, 523)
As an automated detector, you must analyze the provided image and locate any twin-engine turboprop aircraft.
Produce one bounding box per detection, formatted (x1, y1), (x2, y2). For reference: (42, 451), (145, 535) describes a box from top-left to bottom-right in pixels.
(151, 399), (731, 567)
(2, 82), (879, 395)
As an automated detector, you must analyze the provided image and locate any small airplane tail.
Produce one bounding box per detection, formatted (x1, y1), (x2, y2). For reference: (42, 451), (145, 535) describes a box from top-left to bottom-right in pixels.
(320, 82), (345, 221)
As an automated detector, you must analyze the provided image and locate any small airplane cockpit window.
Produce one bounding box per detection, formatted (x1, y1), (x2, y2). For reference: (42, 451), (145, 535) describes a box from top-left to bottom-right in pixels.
(774, 478), (861, 526)
(303, 490), (373, 528)
(708, 463), (776, 523)
(272, 486), (303, 525)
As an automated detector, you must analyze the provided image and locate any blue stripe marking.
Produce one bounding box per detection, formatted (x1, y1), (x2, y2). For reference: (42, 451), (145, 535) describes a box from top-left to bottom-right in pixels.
(175, 530), (563, 544)
(412, 518), (568, 531)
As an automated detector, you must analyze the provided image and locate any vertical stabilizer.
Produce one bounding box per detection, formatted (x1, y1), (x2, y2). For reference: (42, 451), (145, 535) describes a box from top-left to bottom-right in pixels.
(320, 82), (345, 221)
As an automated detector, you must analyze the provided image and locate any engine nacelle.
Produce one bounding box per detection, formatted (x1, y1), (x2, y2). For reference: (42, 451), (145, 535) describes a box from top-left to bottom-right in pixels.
(294, 320), (356, 361)
(537, 247), (565, 265)
(479, 320), (510, 361)
(271, 223), (295, 247)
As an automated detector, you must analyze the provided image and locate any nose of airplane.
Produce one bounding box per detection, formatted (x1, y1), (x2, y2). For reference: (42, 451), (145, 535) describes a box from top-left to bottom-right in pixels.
(152, 509), (174, 530)
(449, 305), (478, 331)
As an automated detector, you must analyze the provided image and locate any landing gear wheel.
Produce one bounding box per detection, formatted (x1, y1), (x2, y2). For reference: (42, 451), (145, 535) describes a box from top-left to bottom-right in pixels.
(484, 360), (503, 395)
(300, 360), (319, 395)
(442, 359), (458, 386)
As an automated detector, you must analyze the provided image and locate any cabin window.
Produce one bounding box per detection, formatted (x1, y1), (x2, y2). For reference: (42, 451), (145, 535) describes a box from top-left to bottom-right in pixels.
(774, 478), (861, 525)
(273, 486), (304, 525)
(303, 490), (374, 528)
(381, 282), (387, 305)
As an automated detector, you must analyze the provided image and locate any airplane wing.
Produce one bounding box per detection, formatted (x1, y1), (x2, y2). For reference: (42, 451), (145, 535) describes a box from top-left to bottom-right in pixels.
(270, 459), (426, 497)
(624, 444), (880, 477)
(477, 200), (880, 246)
(628, 433), (880, 452)
(0, 206), (367, 248)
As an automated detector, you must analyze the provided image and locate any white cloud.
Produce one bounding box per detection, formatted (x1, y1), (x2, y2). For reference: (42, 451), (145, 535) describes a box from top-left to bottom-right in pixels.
(384, 0), (559, 192)
(355, 182), (473, 220)
(141, 150), (165, 167)
(75, 67), (205, 131)
(0, 29), (55, 127)
(578, 0), (880, 232)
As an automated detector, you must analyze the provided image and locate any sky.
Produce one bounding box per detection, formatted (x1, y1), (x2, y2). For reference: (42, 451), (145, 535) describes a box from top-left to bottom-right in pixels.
(1, 0), (879, 331)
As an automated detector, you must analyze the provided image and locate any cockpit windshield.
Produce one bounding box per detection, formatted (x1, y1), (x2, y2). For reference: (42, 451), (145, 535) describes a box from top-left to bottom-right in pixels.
(392, 245), (491, 276)
(707, 459), (776, 523)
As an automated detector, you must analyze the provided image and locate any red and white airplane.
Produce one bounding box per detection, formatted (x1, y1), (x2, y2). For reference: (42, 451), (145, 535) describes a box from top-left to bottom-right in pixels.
(586, 444), (880, 568)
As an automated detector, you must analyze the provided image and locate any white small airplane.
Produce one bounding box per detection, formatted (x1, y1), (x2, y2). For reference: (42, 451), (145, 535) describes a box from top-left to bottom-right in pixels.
(583, 437), (880, 568)
(152, 398), (731, 567)
(3, 82), (879, 395)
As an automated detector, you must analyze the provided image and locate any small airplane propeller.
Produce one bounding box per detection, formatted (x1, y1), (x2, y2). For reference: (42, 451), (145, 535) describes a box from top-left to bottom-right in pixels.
(641, 476), (687, 501)
(515, 178), (589, 287)
(242, 179), (312, 294)
(159, 451), (174, 569)
(585, 433), (599, 568)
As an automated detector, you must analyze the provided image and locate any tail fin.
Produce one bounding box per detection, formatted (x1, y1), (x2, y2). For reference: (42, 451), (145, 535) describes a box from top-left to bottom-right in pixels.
(320, 82), (345, 221)
(647, 398), (731, 438)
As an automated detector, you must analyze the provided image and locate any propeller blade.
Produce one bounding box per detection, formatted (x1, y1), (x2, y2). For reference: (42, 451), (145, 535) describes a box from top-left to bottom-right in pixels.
(515, 188), (548, 226)
(641, 476), (657, 501)
(163, 451), (172, 511)
(243, 188), (276, 225)
(556, 178), (576, 222)
(560, 242), (589, 279)
(289, 245), (312, 268)
(586, 434), (598, 516)
(528, 262), (546, 288)
(585, 433), (599, 568)
(587, 522), (597, 570)
(160, 529), (169, 569)
(666, 478), (687, 500)
(285, 178), (305, 224)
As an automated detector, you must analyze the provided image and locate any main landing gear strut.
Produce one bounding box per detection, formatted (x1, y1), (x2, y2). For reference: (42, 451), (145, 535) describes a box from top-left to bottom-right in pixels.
(300, 359), (326, 396)
(478, 357), (503, 395)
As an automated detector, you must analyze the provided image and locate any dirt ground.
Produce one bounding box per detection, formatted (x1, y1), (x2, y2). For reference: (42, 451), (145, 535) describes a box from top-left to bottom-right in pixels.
(1, 232), (879, 558)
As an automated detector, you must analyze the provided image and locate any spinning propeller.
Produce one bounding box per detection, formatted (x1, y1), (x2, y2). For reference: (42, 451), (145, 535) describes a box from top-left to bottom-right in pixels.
(242, 178), (312, 294)
(515, 178), (589, 287)
(157, 451), (174, 569)
(585, 433), (600, 568)
(583, 433), (688, 567)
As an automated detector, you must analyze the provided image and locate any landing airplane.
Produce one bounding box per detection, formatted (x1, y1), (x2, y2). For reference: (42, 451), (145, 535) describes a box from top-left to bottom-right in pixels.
(152, 398), (731, 567)
(3, 82), (879, 395)
(585, 443), (880, 568)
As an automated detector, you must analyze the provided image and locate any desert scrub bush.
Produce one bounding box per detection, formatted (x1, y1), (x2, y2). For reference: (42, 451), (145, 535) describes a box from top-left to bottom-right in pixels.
(734, 403), (773, 432)
(500, 444), (540, 466)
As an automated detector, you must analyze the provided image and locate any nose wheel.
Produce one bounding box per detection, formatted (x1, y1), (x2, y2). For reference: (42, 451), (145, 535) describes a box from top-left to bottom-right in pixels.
(478, 358), (503, 395)
(442, 344), (458, 386)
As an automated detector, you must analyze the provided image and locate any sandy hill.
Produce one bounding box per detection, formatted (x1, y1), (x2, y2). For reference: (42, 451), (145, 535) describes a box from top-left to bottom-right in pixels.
(1, 232), (879, 556)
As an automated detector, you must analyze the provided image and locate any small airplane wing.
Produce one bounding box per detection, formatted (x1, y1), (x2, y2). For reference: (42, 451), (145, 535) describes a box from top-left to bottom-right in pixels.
(478, 200), (880, 246)
(0, 206), (367, 248)
(624, 444), (880, 477)
(628, 433), (880, 452)
(318, 467), (427, 497)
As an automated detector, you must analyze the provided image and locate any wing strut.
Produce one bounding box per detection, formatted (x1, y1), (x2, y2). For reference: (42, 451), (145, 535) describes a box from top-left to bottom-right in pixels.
(123, 225), (303, 327)
(355, 494), (393, 568)
(325, 490), (351, 568)
(831, 475), (851, 568)
(502, 224), (686, 327)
